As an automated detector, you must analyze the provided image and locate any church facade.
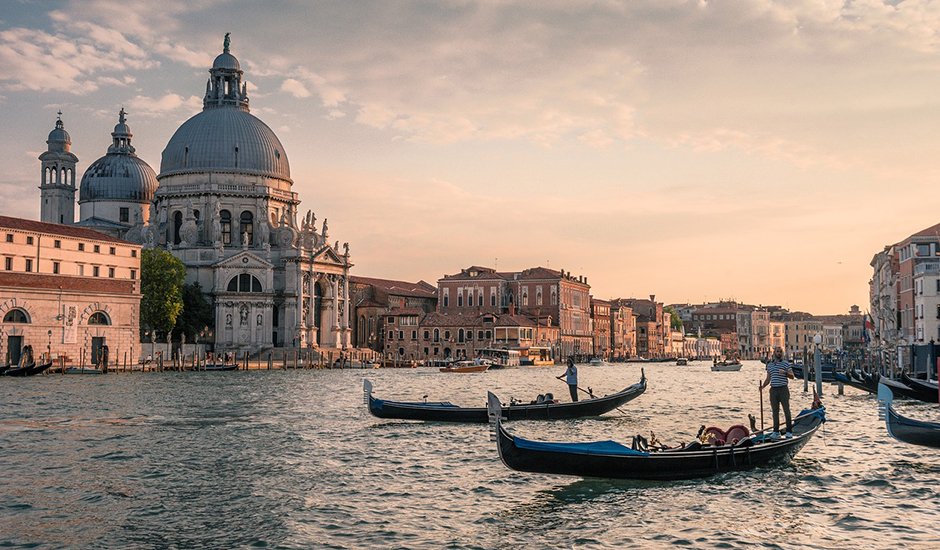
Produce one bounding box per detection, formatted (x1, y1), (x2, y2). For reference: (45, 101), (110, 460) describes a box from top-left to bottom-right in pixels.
(37, 35), (354, 354)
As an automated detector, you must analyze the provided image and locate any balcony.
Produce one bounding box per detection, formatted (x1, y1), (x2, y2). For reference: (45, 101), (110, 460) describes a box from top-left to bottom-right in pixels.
(914, 262), (940, 277)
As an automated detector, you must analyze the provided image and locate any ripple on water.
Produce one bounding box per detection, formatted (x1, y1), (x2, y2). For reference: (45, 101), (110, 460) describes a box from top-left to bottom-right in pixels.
(1, 364), (939, 549)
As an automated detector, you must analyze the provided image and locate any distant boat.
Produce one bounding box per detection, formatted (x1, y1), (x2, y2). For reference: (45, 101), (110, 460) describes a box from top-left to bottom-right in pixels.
(440, 362), (490, 373)
(676, 358), (688, 366)
(588, 357), (605, 366)
(711, 360), (742, 372)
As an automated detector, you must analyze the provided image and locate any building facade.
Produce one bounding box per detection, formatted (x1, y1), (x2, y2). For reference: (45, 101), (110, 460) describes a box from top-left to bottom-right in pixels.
(0, 216), (141, 366)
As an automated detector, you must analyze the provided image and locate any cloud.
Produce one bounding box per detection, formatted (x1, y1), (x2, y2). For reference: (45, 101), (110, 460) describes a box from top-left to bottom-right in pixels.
(125, 93), (202, 117)
(280, 78), (311, 98)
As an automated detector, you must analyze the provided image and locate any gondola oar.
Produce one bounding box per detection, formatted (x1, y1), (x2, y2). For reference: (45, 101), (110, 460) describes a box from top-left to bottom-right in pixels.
(759, 380), (765, 433)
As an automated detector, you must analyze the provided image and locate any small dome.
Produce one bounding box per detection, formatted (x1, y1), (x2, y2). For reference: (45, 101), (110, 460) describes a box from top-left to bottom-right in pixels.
(159, 107), (291, 181)
(213, 51), (240, 70)
(80, 154), (158, 203)
(47, 118), (71, 152)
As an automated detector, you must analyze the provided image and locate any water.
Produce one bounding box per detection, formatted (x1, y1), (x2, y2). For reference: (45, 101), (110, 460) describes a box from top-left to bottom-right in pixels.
(1, 361), (938, 549)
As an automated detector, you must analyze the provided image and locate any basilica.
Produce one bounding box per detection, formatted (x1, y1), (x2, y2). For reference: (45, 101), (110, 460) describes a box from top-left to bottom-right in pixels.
(38, 35), (354, 353)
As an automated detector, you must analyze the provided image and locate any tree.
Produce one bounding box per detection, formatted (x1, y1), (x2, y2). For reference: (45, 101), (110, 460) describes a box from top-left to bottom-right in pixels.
(665, 306), (683, 332)
(140, 248), (186, 339)
(174, 282), (214, 342)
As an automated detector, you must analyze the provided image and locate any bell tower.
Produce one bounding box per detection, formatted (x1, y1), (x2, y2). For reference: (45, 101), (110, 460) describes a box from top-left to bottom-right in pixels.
(39, 112), (78, 224)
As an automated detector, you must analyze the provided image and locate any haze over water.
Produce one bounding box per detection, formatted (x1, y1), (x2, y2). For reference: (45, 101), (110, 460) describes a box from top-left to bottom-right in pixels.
(2, 363), (938, 549)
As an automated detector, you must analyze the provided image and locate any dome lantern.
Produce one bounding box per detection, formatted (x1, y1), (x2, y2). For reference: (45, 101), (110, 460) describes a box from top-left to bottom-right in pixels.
(205, 32), (249, 111)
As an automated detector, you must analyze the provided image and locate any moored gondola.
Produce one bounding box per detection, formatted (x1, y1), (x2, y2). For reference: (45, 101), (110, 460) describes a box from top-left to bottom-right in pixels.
(879, 377), (933, 402)
(487, 392), (826, 481)
(363, 370), (646, 423)
(877, 383), (940, 448)
(900, 372), (939, 403)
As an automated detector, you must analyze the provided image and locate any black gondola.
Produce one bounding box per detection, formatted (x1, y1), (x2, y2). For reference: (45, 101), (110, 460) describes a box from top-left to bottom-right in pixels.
(487, 392), (826, 480)
(878, 377), (936, 403)
(202, 363), (239, 371)
(791, 362), (837, 383)
(3, 346), (52, 377)
(363, 370), (646, 423)
(900, 372), (939, 403)
(877, 383), (940, 448)
(834, 370), (877, 394)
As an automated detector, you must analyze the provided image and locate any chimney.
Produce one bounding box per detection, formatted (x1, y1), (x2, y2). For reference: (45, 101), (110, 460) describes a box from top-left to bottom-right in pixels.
(650, 294), (656, 302)
(510, 302), (515, 315)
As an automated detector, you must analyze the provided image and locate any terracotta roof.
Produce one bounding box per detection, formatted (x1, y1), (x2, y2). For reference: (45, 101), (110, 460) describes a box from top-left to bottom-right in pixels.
(516, 266), (562, 280)
(911, 222), (940, 239)
(0, 272), (138, 294)
(440, 266), (514, 281)
(356, 298), (386, 308)
(350, 275), (437, 298)
(493, 314), (536, 327)
(0, 215), (136, 245)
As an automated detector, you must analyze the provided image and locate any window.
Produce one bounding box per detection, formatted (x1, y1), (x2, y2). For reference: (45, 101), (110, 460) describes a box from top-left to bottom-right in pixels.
(78, 264), (84, 276)
(93, 266), (99, 277)
(220, 210), (232, 244)
(87, 312), (110, 325)
(485, 330), (492, 339)
(3, 308), (29, 323)
(5, 234), (11, 243)
(26, 236), (33, 245)
(388, 330), (394, 340)
(423, 330), (430, 339)
(119, 207), (129, 223)
(444, 330), (451, 340)
(54, 240), (61, 248)
(131, 250), (137, 258)
(130, 269), (136, 280)
(53, 262), (60, 274)
(110, 247), (116, 255)
(226, 274), (263, 292)
(109, 267), (115, 278)
(78, 243), (84, 251)
(478, 294), (483, 306)
(491, 294), (496, 306)
(4, 258), (10, 270)
(412, 330), (417, 340)
(172, 211), (182, 245)
(433, 329), (440, 342)
(466, 331), (473, 341)
(457, 294), (463, 307)
(443, 296), (449, 307)
(94, 245), (100, 253)
(478, 330), (484, 339)
(398, 331), (404, 339)
(240, 211), (254, 245)
(25, 259), (32, 272)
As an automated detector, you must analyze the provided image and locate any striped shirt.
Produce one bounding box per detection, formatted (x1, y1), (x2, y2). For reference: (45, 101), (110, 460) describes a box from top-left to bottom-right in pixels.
(766, 360), (792, 387)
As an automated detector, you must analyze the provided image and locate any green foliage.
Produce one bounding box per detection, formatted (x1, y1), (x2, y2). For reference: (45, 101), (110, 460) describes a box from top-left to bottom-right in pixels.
(140, 248), (186, 338)
(174, 282), (214, 342)
(665, 306), (684, 331)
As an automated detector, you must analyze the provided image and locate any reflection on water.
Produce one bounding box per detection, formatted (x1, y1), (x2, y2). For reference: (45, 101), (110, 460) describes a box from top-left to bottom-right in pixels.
(1, 362), (939, 549)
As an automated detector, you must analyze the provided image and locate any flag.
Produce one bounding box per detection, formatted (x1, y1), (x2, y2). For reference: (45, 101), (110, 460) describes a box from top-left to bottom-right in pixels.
(862, 314), (875, 343)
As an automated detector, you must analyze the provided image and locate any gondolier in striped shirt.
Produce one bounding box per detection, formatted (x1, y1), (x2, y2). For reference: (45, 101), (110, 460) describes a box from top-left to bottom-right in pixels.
(761, 346), (795, 438)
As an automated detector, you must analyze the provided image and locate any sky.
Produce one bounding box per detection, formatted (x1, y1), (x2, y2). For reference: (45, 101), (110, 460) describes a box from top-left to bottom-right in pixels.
(1, 0), (938, 315)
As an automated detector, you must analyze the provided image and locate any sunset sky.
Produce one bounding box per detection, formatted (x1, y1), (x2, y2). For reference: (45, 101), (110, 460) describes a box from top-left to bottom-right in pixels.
(2, 0), (938, 314)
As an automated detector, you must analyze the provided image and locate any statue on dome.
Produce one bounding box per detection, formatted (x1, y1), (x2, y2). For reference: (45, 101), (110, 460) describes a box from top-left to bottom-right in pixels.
(223, 32), (231, 52)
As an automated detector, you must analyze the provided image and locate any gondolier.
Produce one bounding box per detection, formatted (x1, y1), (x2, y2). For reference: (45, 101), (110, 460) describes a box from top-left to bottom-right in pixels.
(761, 346), (795, 438)
(558, 358), (579, 402)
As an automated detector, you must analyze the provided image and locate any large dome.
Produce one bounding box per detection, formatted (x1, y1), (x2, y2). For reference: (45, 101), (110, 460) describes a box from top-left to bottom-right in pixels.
(80, 154), (158, 202)
(159, 107), (291, 181)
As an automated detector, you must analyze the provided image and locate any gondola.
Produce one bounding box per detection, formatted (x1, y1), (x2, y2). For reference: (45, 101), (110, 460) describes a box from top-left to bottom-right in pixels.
(202, 363), (240, 371)
(363, 370), (646, 423)
(5, 359), (53, 377)
(901, 372), (939, 403)
(834, 371), (876, 394)
(878, 377), (934, 403)
(877, 383), (940, 448)
(791, 363), (837, 383)
(488, 391), (826, 480)
(711, 361), (742, 372)
(0, 363), (12, 375)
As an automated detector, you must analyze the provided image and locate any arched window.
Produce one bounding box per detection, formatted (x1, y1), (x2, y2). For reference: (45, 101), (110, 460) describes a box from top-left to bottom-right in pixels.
(220, 210), (232, 244)
(458, 329), (465, 343)
(88, 312), (110, 325)
(172, 211), (183, 245)
(240, 211), (254, 245)
(433, 329), (440, 342)
(3, 308), (30, 323)
(227, 274), (263, 293)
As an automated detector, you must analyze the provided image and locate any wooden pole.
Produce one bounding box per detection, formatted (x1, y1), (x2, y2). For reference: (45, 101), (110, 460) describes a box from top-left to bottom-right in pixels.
(759, 381), (764, 433)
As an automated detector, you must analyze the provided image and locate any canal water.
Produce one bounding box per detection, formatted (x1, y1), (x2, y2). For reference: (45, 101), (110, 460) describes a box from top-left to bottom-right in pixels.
(1, 361), (938, 549)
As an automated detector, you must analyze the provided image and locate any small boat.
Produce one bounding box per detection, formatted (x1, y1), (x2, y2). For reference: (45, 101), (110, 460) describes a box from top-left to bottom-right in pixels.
(363, 370), (647, 423)
(676, 358), (688, 366)
(588, 357), (605, 366)
(440, 362), (490, 373)
(711, 361), (742, 372)
(64, 366), (104, 374)
(0, 363), (13, 375)
(488, 392), (826, 480)
(879, 377), (934, 403)
(791, 363), (837, 382)
(878, 383), (940, 448)
(834, 370), (877, 394)
(4, 346), (53, 377)
(202, 363), (240, 371)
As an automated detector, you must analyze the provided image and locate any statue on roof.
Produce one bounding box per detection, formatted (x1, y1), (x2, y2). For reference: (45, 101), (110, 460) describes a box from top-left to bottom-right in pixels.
(223, 32), (231, 52)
